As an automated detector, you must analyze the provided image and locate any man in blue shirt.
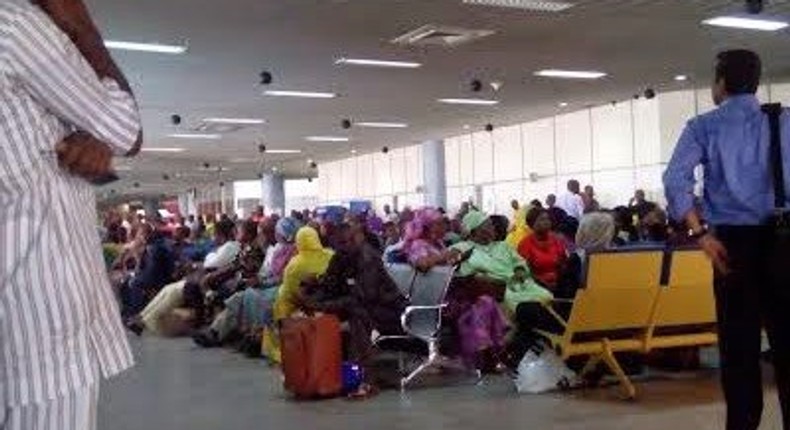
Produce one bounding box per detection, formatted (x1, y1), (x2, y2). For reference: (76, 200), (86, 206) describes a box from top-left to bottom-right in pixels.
(664, 50), (790, 430)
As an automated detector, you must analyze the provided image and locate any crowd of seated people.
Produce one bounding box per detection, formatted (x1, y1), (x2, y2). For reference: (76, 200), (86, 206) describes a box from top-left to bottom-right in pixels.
(99, 185), (691, 397)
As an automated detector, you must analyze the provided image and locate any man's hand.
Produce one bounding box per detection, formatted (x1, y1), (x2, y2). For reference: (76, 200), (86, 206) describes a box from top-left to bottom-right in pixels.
(56, 132), (113, 180)
(699, 234), (730, 275)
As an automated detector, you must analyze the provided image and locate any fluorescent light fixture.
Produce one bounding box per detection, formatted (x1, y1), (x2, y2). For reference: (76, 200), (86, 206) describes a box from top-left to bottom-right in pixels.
(306, 136), (350, 142)
(462, 0), (574, 12)
(437, 98), (500, 106)
(702, 16), (789, 31)
(203, 118), (265, 125)
(351, 149), (358, 154)
(335, 58), (422, 68)
(356, 122), (409, 128)
(168, 133), (222, 140)
(674, 75), (689, 82)
(535, 69), (607, 79)
(264, 149), (303, 154)
(104, 40), (187, 54)
(264, 90), (337, 99)
(559, 102), (569, 107)
(141, 147), (187, 153)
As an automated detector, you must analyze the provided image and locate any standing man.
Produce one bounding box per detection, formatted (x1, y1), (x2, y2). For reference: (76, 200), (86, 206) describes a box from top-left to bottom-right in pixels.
(664, 50), (789, 430)
(629, 189), (658, 221)
(556, 180), (585, 220)
(583, 185), (601, 213)
(0, 0), (142, 429)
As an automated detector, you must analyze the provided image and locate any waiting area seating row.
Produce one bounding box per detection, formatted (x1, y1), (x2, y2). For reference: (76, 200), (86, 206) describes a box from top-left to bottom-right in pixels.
(537, 249), (717, 399)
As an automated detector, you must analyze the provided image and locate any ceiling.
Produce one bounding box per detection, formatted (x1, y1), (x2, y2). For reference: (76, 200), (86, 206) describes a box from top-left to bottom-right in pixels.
(87, 0), (790, 197)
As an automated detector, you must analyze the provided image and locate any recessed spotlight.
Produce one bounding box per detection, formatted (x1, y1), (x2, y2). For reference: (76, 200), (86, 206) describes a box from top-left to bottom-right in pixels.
(168, 133), (222, 140)
(356, 122), (409, 129)
(674, 75), (689, 82)
(272, 166), (279, 173)
(263, 90), (337, 99)
(702, 16), (789, 31)
(437, 98), (500, 106)
(535, 69), (607, 79)
(559, 102), (569, 107)
(307, 159), (315, 165)
(351, 149), (358, 154)
(104, 40), (188, 54)
(203, 118), (266, 125)
(335, 58), (422, 68)
(141, 147), (187, 153)
(306, 136), (350, 142)
(463, 124), (471, 130)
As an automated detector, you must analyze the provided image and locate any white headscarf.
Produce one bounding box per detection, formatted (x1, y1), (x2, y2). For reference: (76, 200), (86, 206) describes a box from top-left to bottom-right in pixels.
(575, 213), (615, 253)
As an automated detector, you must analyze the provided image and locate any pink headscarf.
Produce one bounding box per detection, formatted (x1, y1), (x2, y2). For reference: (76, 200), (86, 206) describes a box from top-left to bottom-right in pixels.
(403, 208), (445, 262)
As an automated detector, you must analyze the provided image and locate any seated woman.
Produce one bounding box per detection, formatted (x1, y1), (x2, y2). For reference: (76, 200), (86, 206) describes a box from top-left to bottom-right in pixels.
(194, 217), (300, 350)
(517, 208), (567, 290)
(505, 204), (533, 249)
(265, 226), (334, 363)
(507, 212), (616, 365)
(403, 208), (456, 272)
(448, 211), (522, 371)
(119, 223), (175, 321)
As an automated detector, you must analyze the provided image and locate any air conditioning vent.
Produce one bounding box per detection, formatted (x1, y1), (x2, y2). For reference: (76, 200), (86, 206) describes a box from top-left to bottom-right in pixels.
(392, 25), (495, 48)
(462, 0), (574, 12)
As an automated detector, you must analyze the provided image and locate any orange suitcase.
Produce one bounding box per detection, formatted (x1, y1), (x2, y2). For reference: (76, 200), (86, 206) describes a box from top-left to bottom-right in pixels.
(280, 314), (342, 399)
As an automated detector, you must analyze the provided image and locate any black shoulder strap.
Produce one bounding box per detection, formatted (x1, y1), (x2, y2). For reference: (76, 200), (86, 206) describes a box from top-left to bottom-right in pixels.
(763, 103), (785, 209)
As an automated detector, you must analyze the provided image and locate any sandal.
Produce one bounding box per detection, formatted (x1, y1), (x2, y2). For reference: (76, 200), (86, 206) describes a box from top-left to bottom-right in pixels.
(346, 383), (379, 401)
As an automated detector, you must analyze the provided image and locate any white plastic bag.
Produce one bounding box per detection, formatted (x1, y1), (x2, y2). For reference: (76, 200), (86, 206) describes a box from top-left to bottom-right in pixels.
(515, 346), (577, 394)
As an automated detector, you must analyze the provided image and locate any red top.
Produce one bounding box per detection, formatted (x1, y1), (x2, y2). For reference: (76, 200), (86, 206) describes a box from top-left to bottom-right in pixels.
(517, 233), (567, 288)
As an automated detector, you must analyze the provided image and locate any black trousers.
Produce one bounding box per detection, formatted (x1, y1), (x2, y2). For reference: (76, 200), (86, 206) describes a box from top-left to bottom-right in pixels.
(715, 226), (790, 430)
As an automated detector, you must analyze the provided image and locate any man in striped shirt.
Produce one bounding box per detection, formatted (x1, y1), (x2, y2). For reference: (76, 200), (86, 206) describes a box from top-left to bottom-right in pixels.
(0, 0), (142, 429)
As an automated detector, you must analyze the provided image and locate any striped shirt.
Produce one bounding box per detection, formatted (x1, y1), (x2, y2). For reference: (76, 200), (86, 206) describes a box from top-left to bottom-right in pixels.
(0, 2), (141, 406)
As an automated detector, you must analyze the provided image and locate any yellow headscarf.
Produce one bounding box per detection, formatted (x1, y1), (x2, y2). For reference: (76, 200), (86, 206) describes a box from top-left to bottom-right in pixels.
(272, 226), (334, 321)
(505, 206), (533, 249)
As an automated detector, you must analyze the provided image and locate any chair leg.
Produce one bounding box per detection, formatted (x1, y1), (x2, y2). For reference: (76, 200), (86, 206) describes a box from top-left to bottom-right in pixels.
(579, 354), (603, 380)
(600, 339), (637, 400)
(401, 339), (441, 389)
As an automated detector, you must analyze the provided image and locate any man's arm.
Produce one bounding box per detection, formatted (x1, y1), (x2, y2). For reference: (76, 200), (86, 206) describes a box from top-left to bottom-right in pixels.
(663, 120), (729, 273)
(8, 2), (141, 155)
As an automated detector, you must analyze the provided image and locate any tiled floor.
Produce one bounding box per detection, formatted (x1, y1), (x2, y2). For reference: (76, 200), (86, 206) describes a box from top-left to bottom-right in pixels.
(98, 336), (784, 429)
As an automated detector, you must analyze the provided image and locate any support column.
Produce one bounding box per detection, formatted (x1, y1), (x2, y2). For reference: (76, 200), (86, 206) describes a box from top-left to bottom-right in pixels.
(261, 173), (286, 216)
(421, 139), (447, 209)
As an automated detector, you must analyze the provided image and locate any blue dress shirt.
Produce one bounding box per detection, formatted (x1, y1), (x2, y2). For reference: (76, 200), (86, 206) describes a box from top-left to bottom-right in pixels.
(663, 94), (790, 226)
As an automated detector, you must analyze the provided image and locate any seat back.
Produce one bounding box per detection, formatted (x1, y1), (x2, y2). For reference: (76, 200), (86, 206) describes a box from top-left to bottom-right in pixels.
(385, 263), (417, 298)
(653, 249), (716, 328)
(565, 250), (664, 335)
(409, 265), (455, 307)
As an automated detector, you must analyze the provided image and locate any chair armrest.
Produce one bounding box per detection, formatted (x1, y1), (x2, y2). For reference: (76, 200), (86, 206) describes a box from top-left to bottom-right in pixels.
(400, 304), (448, 334)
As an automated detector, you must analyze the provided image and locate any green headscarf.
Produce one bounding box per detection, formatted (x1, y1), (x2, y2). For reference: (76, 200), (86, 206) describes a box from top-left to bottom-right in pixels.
(462, 210), (488, 235)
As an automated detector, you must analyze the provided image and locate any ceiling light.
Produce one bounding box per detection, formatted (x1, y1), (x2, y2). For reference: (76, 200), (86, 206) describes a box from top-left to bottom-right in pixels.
(559, 102), (569, 107)
(462, 0), (574, 12)
(141, 147), (187, 153)
(351, 149), (358, 154)
(264, 149), (303, 154)
(535, 69), (607, 79)
(463, 124), (471, 130)
(264, 90), (337, 99)
(203, 118), (266, 125)
(335, 58), (422, 69)
(437, 98), (500, 106)
(104, 40), (187, 54)
(306, 136), (350, 142)
(674, 75), (689, 82)
(356, 122), (409, 128)
(168, 133), (222, 140)
(702, 16), (789, 31)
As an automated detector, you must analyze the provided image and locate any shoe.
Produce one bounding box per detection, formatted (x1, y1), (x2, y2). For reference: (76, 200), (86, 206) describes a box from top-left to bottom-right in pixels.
(193, 331), (221, 348)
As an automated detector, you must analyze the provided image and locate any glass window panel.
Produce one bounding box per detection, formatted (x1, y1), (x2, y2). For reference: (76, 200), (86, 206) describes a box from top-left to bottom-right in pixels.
(458, 134), (474, 185)
(390, 149), (407, 193)
(635, 165), (666, 207)
(524, 177), (558, 206)
(341, 158), (357, 198)
(592, 168), (636, 209)
(591, 102), (633, 170)
(373, 152), (392, 196)
(523, 118), (555, 176)
(356, 154), (375, 198)
(493, 125), (523, 181)
(445, 137), (461, 187)
(556, 110), (592, 174)
(472, 132), (494, 184)
(659, 90), (695, 163)
(633, 97), (661, 166)
(404, 145), (423, 193)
